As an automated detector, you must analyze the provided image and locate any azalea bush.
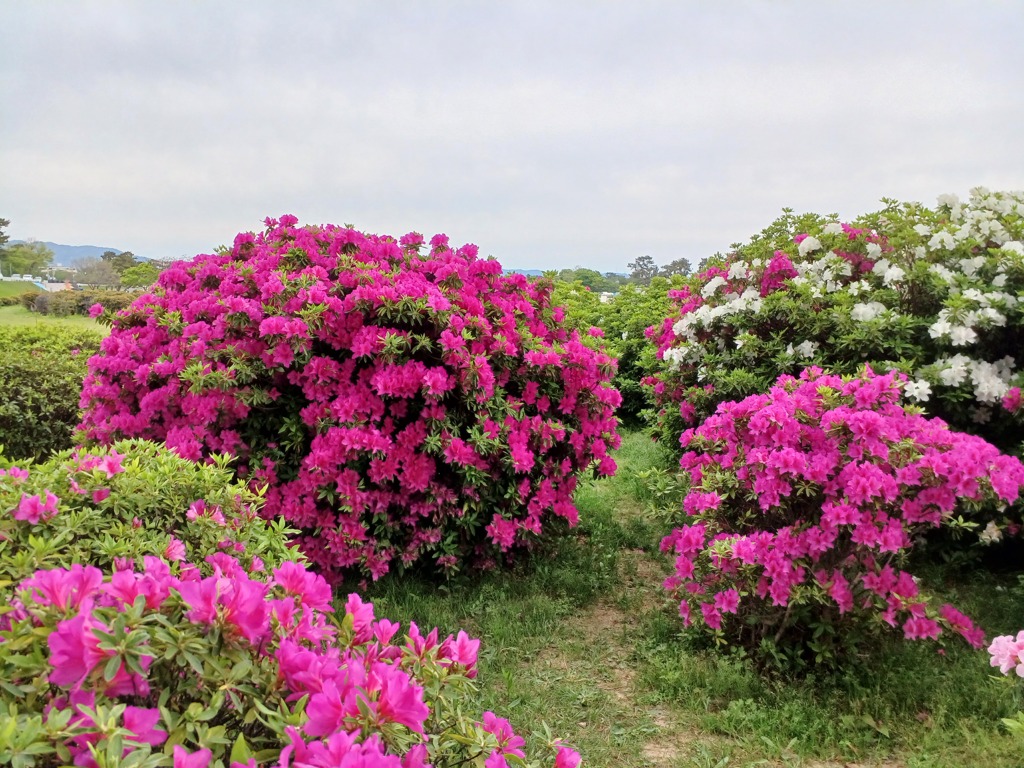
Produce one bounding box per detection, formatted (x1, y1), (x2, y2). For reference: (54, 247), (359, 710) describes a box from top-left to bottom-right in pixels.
(0, 440), (297, 599)
(0, 555), (581, 768)
(661, 368), (1024, 670)
(649, 187), (1024, 459)
(78, 216), (621, 582)
(0, 326), (103, 460)
(553, 276), (685, 425)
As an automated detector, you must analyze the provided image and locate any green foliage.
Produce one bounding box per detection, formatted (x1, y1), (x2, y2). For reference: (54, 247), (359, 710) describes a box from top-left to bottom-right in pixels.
(2, 242), (52, 278)
(553, 276), (687, 424)
(35, 289), (136, 317)
(0, 325), (103, 460)
(119, 261), (162, 289)
(0, 440), (298, 598)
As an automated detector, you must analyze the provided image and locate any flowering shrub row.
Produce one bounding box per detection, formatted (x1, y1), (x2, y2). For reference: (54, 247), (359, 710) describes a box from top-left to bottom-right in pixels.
(78, 217), (621, 582)
(0, 443), (580, 768)
(661, 368), (1024, 669)
(649, 188), (1024, 462)
(0, 326), (104, 460)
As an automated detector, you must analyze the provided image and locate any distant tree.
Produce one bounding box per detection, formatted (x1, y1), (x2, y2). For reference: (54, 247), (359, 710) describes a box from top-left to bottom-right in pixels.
(119, 261), (162, 289)
(6, 241), (54, 277)
(0, 218), (9, 276)
(101, 250), (138, 275)
(627, 255), (659, 285)
(659, 257), (692, 277)
(74, 257), (120, 287)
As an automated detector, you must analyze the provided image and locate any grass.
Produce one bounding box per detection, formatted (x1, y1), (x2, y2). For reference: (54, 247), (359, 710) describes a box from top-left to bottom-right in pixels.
(364, 429), (1024, 767)
(0, 304), (106, 332)
(0, 281), (40, 297)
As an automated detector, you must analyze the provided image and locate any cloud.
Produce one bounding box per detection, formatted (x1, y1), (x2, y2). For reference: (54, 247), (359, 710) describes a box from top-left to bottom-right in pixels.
(2, 1), (1022, 271)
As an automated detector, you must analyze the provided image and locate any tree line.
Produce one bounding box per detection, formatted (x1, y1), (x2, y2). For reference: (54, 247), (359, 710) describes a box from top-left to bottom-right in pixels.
(0, 218), (164, 288)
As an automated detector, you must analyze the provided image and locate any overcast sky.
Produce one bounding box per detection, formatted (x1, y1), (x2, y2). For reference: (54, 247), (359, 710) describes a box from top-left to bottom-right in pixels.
(2, 2), (1022, 272)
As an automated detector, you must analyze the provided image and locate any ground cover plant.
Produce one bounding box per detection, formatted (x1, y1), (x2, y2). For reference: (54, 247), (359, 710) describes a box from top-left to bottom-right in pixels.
(649, 187), (1024, 460)
(78, 216), (621, 583)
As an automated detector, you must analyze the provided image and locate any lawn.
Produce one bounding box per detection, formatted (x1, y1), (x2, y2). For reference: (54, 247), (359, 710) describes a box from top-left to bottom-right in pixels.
(363, 430), (1024, 767)
(0, 304), (107, 333)
(0, 281), (40, 297)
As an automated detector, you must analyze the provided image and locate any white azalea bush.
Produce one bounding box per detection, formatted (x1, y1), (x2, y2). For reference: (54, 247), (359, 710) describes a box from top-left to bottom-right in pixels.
(649, 188), (1024, 467)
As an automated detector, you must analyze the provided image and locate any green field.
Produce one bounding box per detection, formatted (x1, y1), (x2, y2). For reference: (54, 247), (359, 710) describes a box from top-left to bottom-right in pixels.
(0, 281), (40, 297)
(0, 304), (107, 332)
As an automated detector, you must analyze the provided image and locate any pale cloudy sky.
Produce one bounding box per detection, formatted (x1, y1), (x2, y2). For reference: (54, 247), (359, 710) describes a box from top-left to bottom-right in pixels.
(2, 1), (1022, 272)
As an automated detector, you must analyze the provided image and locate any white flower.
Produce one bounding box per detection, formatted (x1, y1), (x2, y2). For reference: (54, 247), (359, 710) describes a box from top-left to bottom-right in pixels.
(872, 258), (891, 276)
(797, 236), (822, 257)
(949, 326), (978, 347)
(865, 242), (882, 259)
(937, 355), (971, 387)
(979, 521), (1003, 545)
(701, 275), (727, 298)
(727, 261), (749, 280)
(621, 331), (628, 340)
(958, 256), (986, 277)
(928, 320), (952, 339)
(851, 302), (886, 322)
(1001, 241), (1024, 255)
(822, 222), (843, 235)
(928, 231), (956, 250)
(904, 379), (932, 402)
(937, 193), (960, 209)
(913, 223), (932, 236)
(993, 273), (1008, 288)
(795, 340), (818, 359)
(882, 265), (906, 286)
(929, 264), (954, 283)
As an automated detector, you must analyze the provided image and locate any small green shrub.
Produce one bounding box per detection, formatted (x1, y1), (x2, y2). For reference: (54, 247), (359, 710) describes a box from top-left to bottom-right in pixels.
(0, 326), (103, 460)
(43, 289), (136, 317)
(0, 440), (298, 595)
(3, 291), (41, 309)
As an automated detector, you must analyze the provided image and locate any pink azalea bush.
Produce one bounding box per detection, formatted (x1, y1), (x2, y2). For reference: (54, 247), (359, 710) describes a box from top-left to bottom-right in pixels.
(0, 551), (579, 768)
(661, 367), (1024, 669)
(77, 216), (621, 582)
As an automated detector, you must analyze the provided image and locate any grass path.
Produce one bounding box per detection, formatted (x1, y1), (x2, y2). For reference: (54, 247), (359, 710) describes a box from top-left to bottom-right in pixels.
(366, 429), (1024, 767)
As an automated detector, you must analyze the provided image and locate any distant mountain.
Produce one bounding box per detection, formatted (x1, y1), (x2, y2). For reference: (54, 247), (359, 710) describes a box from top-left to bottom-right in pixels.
(9, 240), (128, 267)
(504, 269), (546, 276)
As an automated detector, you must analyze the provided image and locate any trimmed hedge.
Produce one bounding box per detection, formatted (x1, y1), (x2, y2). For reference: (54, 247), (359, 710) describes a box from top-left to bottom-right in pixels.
(0, 326), (104, 460)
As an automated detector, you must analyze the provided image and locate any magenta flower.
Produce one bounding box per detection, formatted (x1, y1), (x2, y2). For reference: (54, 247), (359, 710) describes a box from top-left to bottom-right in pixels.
(555, 747), (582, 768)
(372, 662), (429, 734)
(122, 706), (166, 746)
(88, 303), (104, 318)
(173, 745), (213, 768)
(48, 612), (111, 686)
(14, 490), (59, 524)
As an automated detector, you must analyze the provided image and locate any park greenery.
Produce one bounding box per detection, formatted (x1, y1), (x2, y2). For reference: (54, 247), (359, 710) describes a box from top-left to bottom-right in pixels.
(1, 191), (1023, 766)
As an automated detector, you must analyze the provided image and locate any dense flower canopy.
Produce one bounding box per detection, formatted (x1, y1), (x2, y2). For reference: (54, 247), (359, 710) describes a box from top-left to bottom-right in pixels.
(78, 216), (621, 581)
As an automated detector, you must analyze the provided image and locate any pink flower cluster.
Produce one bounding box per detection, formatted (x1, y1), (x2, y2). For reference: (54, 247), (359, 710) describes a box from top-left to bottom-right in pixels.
(989, 631), (1024, 677)
(662, 368), (1024, 654)
(77, 216), (621, 581)
(7, 546), (578, 768)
